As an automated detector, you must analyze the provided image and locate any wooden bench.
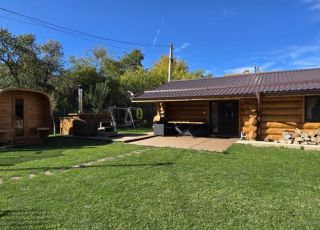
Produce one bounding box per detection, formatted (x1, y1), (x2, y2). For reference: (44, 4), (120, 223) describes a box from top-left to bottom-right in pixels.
(0, 129), (14, 144)
(167, 121), (206, 125)
(36, 127), (50, 142)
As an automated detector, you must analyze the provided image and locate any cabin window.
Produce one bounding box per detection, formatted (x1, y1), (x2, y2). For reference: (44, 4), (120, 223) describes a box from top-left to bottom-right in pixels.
(305, 96), (320, 122)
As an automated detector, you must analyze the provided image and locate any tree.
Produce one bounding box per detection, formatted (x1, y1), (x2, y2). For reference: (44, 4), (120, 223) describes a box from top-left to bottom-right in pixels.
(120, 50), (144, 72)
(119, 66), (149, 94)
(0, 28), (64, 91)
(35, 40), (64, 91)
(147, 56), (211, 85)
(0, 28), (37, 87)
(85, 81), (110, 113)
(50, 71), (78, 115)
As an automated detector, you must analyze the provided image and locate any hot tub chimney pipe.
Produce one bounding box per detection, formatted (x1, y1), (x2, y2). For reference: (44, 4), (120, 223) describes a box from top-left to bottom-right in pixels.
(78, 85), (83, 114)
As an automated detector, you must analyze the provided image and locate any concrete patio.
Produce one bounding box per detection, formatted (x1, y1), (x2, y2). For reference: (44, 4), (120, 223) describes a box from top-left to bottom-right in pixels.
(129, 136), (237, 152)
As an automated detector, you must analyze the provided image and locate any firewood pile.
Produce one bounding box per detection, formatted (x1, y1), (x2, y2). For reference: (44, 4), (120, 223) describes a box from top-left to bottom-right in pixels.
(273, 128), (320, 145)
(245, 106), (258, 140)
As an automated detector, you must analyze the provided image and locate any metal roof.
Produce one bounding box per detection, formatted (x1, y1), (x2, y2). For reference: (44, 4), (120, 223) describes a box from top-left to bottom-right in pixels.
(133, 68), (320, 101)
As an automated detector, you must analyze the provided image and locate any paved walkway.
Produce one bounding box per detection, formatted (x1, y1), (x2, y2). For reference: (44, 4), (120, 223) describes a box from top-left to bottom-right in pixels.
(129, 136), (237, 152)
(111, 132), (155, 143)
(66, 132), (155, 143)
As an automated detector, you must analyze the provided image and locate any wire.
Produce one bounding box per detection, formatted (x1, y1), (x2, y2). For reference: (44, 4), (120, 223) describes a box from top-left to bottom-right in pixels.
(0, 15), (168, 55)
(0, 7), (169, 48)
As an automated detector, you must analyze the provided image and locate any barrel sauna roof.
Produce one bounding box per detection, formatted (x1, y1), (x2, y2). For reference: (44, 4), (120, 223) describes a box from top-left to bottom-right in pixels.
(0, 88), (51, 110)
(0, 88), (50, 98)
(133, 68), (320, 101)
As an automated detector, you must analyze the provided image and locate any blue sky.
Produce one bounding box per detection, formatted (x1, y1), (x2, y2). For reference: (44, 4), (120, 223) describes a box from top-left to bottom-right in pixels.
(1, 0), (320, 76)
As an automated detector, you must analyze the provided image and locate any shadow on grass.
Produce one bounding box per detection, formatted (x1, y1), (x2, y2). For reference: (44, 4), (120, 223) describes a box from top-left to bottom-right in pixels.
(2, 136), (112, 152)
(0, 162), (175, 171)
(0, 153), (64, 166)
(0, 136), (113, 166)
(0, 209), (56, 228)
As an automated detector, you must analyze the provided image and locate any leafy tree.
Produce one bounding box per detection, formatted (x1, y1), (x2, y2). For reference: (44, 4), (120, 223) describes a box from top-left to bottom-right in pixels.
(120, 50), (144, 72)
(0, 28), (37, 87)
(85, 81), (110, 113)
(119, 66), (149, 94)
(50, 71), (78, 115)
(0, 28), (64, 90)
(35, 41), (64, 91)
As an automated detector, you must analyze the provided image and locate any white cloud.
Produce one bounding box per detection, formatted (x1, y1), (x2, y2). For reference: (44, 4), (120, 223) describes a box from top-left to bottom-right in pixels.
(222, 9), (236, 16)
(239, 42), (320, 71)
(291, 56), (320, 67)
(152, 18), (165, 46)
(286, 45), (320, 58)
(225, 62), (275, 74)
(301, 0), (320, 10)
(153, 29), (161, 46)
(175, 42), (191, 52)
(225, 66), (255, 74)
(310, 3), (320, 10)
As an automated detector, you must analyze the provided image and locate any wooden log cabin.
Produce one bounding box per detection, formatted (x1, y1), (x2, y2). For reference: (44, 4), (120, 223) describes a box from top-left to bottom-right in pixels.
(0, 88), (51, 145)
(132, 68), (320, 141)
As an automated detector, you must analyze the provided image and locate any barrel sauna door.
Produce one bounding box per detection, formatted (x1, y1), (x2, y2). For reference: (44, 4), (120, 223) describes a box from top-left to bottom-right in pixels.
(12, 97), (26, 139)
(210, 100), (239, 137)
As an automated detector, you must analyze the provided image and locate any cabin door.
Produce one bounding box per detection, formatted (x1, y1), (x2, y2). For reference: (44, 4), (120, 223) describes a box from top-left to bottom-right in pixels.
(12, 96), (26, 140)
(210, 100), (239, 137)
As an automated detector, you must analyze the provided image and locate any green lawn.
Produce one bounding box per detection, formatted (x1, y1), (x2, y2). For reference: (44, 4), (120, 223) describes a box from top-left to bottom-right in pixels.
(1, 137), (320, 229)
(117, 127), (152, 134)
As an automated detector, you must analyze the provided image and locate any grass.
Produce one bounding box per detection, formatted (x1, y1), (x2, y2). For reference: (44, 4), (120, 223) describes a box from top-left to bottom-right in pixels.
(1, 137), (320, 229)
(117, 127), (152, 134)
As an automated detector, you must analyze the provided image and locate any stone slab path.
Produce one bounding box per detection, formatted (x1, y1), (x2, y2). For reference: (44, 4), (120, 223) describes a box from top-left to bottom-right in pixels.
(0, 148), (151, 186)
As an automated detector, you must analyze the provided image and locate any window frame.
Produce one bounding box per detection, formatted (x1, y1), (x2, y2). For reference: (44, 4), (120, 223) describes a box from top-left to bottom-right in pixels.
(304, 96), (320, 122)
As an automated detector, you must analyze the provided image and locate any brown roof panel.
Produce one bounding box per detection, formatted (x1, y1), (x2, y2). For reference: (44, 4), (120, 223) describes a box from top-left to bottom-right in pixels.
(133, 68), (320, 101)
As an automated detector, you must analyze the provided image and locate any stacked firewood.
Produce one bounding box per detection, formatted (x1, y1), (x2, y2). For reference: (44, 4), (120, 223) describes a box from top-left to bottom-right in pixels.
(245, 105), (258, 140)
(274, 128), (320, 145)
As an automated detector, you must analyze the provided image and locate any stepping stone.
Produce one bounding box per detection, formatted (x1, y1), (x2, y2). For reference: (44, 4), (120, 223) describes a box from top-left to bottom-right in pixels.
(117, 155), (126, 158)
(0, 178), (3, 185)
(44, 171), (53, 176)
(96, 159), (106, 163)
(104, 157), (115, 161)
(29, 174), (36, 179)
(11, 176), (22, 181)
(72, 165), (81, 168)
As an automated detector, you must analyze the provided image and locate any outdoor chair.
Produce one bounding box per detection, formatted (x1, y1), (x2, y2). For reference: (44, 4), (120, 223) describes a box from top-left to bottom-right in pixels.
(174, 125), (194, 138)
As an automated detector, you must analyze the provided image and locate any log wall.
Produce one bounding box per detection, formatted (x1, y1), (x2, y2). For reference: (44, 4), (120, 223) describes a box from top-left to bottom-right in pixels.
(165, 101), (208, 123)
(157, 95), (320, 141)
(259, 96), (320, 140)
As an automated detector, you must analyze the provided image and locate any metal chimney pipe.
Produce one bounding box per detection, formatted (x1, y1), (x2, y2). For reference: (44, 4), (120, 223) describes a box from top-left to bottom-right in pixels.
(78, 85), (83, 114)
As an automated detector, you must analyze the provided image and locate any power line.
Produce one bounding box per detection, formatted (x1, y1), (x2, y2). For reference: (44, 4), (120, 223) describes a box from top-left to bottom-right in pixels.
(0, 14), (168, 55)
(0, 7), (169, 48)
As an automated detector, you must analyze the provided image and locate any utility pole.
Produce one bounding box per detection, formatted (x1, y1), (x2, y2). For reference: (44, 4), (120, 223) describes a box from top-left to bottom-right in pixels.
(168, 43), (173, 82)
